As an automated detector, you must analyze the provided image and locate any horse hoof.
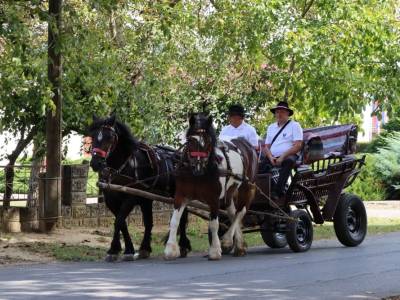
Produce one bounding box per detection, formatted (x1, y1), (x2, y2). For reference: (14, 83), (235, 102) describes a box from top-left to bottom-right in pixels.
(105, 254), (119, 262)
(208, 253), (222, 261)
(221, 239), (233, 252)
(164, 242), (179, 260)
(221, 245), (234, 255)
(179, 247), (189, 258)
(121, 254), (135, 262)
(138, 250), (150, 259)
(233, 248), (247, 257)
(208, 247), (222, 261)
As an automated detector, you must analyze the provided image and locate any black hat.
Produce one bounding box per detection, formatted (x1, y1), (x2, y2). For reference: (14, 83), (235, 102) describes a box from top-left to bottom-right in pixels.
(270, 101), (294, 116)
(228, 104), (245, 117)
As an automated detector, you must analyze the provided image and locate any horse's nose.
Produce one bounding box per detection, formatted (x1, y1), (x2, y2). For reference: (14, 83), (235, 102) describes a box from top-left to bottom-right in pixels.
(90, 158), (106, 172)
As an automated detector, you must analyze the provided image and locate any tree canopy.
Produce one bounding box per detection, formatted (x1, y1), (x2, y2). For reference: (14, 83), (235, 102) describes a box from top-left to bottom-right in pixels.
(0, 0), (399, 149)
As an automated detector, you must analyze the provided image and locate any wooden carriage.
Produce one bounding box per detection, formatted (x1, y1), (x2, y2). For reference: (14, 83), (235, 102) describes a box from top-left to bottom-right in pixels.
(237, 124), (367, 252)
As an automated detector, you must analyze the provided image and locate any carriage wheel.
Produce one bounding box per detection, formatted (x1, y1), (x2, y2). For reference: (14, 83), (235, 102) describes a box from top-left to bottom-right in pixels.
(286, 210), (313, 252)
(260, 222), (287, 248)
(334, 193), (367, 247)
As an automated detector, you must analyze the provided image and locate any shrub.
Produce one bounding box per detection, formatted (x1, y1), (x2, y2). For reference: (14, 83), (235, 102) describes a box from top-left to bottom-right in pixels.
(346, 154), (385, 201)
(373, 132), (400, 199)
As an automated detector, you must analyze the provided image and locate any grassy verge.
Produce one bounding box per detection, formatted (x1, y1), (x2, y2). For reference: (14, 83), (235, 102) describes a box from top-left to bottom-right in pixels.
(17, 242), (107, 262)
(20, 217), (400, 262)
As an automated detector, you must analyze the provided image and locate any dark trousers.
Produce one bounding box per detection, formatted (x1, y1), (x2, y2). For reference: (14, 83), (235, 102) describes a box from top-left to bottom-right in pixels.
(258, 155), (297, 196)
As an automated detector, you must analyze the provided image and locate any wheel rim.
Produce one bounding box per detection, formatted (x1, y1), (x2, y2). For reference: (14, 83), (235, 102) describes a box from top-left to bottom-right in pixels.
(296, 218), (310, 245)
(346, 207), (362, 237)
(275, 232), (286, 241)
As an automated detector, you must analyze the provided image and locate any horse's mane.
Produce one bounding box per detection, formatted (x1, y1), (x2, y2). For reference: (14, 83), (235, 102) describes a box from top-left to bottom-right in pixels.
(114, 120), (140, 152)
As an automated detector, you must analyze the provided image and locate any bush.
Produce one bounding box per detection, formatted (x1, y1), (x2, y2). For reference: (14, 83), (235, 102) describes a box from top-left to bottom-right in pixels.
(346, 154), (386, 201)
(373, 132), (400, 199)
(364, 117), (400, 153)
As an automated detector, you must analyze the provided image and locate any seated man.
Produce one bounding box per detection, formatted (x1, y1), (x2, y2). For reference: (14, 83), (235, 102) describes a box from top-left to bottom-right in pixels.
(219, 104), (259, 148)
(260, 101), (303, 200)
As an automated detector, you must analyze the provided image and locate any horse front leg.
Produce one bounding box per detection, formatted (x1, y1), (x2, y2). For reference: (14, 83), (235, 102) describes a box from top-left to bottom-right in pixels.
(178, 207), (192, 258)
(164, 195), (187, 260)
(208, 204), (222, 261)
(139, 200), (153, 259)
(106, 218), (123, 262)
(116, 201), (136, 261)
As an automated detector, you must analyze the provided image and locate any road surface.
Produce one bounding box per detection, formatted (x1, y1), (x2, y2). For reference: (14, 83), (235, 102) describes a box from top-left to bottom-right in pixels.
(0, 232), (399, 299)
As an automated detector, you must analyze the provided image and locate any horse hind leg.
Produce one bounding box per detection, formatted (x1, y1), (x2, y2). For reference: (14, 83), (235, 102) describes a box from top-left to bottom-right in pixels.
(220, 199), (236, 253)
(233, 183), (255, 257)
(232, 206), (247, 257)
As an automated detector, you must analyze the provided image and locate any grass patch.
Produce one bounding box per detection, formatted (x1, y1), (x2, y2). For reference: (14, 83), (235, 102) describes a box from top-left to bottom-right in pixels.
(20, 242), (107, 262)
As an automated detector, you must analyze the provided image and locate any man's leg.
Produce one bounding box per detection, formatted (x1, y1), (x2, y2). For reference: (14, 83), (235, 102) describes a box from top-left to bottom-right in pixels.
(274, 155), (297, 196)
(258, 156), (273, 174)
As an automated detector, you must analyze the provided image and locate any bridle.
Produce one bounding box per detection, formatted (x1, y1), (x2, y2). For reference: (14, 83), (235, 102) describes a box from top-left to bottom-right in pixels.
(91, 125), (119, 159)
(183, 129), (215, 177)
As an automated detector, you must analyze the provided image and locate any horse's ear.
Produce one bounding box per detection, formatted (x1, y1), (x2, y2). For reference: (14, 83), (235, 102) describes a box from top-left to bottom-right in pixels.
(92, 113), (100, 122)
(107, 114), (116, 127)
(189, 113), (195, 126)
(207, 115), (213, 127)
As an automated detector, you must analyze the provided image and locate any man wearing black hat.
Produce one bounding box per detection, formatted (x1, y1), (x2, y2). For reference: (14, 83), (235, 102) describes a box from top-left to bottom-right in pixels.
(260, 101), (303, 201)
(219, 104), (259, 148)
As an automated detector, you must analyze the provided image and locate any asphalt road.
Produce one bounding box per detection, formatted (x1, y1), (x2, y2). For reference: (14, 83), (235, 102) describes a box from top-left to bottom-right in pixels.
(0, 232), (399, 300)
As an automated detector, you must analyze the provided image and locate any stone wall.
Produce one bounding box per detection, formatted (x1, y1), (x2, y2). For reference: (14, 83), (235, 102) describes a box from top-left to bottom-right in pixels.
(59, 201), (173, 228)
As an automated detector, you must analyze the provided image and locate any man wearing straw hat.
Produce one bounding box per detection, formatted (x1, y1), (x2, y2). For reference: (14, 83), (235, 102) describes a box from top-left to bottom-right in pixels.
(260, 101), (303, 200)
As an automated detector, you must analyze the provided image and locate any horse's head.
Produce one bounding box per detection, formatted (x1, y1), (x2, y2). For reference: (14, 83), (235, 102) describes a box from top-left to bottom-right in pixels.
(87, 114), (119, 172)
(185, 113), (216, 176)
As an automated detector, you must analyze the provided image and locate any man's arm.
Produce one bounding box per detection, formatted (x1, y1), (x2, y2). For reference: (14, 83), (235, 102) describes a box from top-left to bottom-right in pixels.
(276, 122), (303, 165)
(276, 141), (303, 164)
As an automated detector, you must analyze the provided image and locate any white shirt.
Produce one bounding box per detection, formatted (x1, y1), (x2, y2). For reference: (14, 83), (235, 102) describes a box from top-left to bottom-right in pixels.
(219, 122), (259, 147)
(265, 120), (303, 157)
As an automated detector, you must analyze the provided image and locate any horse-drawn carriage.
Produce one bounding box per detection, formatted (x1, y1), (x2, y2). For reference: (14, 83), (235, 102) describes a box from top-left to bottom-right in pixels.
(91, 114), (367, 261)
(238, 124), (366, 253)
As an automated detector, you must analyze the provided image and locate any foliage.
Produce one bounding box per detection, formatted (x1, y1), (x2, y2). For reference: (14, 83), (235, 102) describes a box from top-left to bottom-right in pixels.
(374, 132), (400, 199)
(346, 154), (385, 201)
(350, 133), (400, 200)
(0, 0), (399, 152)
(364, 117), (400, 153)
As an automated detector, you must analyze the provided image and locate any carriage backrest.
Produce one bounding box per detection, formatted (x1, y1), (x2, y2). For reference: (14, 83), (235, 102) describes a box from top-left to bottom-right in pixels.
(301, 124), (357, 164)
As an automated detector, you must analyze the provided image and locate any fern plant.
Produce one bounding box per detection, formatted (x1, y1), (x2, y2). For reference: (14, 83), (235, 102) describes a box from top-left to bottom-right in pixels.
(374, 132), (400, 199)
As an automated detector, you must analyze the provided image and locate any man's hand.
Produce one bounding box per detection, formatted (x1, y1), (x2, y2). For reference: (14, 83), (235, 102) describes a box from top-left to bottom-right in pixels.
(275, 156), (284, 166)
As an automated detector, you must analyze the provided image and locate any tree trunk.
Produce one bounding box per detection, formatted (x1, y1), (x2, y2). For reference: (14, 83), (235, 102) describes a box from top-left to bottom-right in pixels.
(44, 0), (63, 231)
(2, 127), (37, 209)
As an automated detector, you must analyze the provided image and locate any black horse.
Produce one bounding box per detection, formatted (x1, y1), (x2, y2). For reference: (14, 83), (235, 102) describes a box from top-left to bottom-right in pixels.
(88, 114), (191, 262)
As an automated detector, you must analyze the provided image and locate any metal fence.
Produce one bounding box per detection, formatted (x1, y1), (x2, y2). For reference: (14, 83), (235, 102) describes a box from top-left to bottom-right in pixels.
(0, 164), (100, 207)
(0, 165), (43, 207)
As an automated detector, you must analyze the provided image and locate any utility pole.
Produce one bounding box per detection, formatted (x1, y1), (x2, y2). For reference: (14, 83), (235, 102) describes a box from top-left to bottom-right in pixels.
(42, 0), (63, 232)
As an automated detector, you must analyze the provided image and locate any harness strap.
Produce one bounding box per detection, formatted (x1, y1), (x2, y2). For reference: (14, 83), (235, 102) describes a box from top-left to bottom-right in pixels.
(190, 151), (208, 157)
(92, 147), (108, 158)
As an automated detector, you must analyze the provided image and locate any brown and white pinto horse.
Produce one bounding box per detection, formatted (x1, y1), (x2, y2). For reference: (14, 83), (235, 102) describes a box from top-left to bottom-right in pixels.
(164, 113), (258, 260)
